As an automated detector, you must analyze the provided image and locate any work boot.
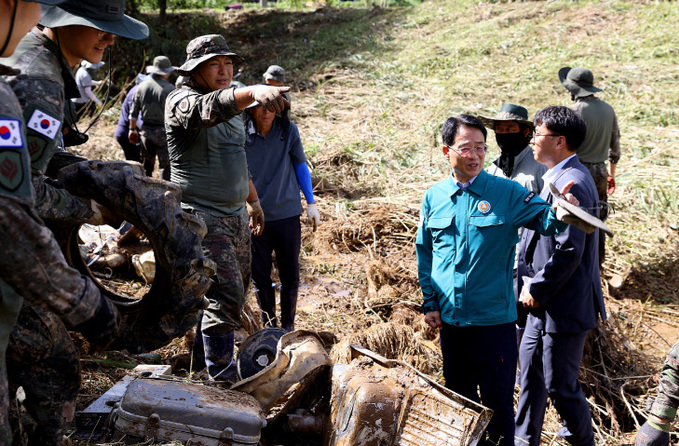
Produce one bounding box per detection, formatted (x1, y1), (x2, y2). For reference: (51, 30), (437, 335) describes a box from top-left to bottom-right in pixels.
(280, 287), (298, 332)
(203, 331), (239, 383)
(255, 284), (277, 328)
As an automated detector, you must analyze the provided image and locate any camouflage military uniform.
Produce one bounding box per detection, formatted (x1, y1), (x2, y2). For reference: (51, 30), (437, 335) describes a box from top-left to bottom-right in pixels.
(0, 62), (104, 445)
(130, 74), (174, 180)
(0, 62), (34, 446)
(1, 29), (93, 224)
(649, 340), (679, 424)
(165, 78), (250, 335)
(1, 31), (116, 446)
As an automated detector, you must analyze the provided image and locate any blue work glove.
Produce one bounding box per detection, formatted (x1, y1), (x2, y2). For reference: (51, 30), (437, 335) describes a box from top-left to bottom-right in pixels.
(635, 418), (670, 446)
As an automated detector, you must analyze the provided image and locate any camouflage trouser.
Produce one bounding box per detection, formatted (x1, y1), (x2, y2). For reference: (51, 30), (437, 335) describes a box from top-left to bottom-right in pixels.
(6, 305), (80, 446)
(0, 281), (23, 446)
(139, 125), (170, 181)
(195, 209), (251, 334)
(582, 162), (609, 265)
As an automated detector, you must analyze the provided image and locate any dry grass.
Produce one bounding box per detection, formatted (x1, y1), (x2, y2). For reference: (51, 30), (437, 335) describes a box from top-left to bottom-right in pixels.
(65, 0), (679, 444)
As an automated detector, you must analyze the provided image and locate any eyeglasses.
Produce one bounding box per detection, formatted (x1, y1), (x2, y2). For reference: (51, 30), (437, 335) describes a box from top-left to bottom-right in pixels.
(450, 145), (488, 157)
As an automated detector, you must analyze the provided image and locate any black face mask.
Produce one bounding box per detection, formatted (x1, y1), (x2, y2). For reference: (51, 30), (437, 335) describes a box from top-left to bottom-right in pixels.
(494, 131), (532, 177)
(496, 132), (531, 157)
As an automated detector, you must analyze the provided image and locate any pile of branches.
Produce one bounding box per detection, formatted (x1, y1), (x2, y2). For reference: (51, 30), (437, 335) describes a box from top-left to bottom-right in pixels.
(580, 310), (659, 441)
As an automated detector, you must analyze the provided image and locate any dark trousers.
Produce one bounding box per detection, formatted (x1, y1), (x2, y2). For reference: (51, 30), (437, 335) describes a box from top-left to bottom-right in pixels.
(251, 216), (301, 330)
(115, 135), (141, 163)
(440, 321), (517, 446)
(515, 316), (594, 446)
(139, 125), (170, 181)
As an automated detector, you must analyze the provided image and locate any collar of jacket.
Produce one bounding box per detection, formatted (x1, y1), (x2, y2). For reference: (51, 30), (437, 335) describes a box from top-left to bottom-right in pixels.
(446, 169), (488, 197)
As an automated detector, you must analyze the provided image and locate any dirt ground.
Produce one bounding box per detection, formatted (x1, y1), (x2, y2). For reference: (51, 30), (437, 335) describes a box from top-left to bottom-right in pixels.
(71, 118), (679, 445)
(51, 5), (679, 445)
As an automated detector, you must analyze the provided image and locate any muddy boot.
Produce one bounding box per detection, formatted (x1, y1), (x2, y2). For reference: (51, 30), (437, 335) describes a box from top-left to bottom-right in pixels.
(203, 331), (238, 384)
(255, 284), (277, 328)
(280, 287), (298, 332)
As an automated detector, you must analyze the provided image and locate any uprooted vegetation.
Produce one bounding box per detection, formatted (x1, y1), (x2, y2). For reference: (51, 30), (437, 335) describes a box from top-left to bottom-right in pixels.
(66, 0), (679, 444)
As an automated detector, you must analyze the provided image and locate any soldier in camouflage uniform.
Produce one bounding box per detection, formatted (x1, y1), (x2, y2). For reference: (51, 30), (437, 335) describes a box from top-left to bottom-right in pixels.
(559, 67), (621, 265)
(0, 1), (123, 444)
(166, 34), (288, 382)
(636, 340), (679, 446)
(129, 55), (177, 181)
(0, 1), (148, 444)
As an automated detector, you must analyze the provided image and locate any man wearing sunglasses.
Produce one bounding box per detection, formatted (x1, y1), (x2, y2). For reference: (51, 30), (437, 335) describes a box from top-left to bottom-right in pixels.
(416, 114), (579, 446)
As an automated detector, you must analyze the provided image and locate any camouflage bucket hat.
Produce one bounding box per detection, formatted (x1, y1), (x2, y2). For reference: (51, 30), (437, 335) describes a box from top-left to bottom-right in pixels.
(146, 55), (177, 75)
(39, 0), (149, 41)
(478, 103), (533, 130)
(263, 65), (285, 83)
(559, 67), (602, 98)
(177, 34), (244, 75)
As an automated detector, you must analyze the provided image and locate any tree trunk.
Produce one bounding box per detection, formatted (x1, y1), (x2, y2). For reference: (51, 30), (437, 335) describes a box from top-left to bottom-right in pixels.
(159, 0), (167, 25)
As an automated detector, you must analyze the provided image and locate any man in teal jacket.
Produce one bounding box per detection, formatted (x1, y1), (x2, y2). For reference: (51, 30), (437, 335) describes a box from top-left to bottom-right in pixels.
(416, 114), (577, 446)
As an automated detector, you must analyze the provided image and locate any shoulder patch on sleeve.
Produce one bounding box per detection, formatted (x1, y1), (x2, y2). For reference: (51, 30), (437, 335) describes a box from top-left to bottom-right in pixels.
(26, 134), (48, 163)
(169, 89), (190, 106)
(0, 119), (24, 148)
(0, 149), (25, 192)
(524, 191), (536, 203)
(27, 109), (61, 140)
(178, 98), (190, 113)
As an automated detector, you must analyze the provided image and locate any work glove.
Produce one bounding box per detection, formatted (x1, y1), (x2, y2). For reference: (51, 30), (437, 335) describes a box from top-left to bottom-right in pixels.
(247, 199), (265, 236)
(128, 129), (139, 145)
(306, 203), (320, 232)
(251, 85), (290, 114)
(72, 294), (121, 352)
(607, 176), (616, 195)
(635, 417), (670, 446)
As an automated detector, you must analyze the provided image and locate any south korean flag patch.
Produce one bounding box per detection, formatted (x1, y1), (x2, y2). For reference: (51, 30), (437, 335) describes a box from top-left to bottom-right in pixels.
(27, 109), (61, 140)
(0, 119), (23, 148)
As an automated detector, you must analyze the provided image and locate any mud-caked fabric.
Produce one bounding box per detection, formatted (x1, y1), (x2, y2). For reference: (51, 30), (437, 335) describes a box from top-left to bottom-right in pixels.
(0, 194), (100, 328)
(6, 306), (80, 446)
(1, 29), (93, 224)
(195, 210), (251, 334)
(649, 340), (679, 423)
(139, 125), (170, 180)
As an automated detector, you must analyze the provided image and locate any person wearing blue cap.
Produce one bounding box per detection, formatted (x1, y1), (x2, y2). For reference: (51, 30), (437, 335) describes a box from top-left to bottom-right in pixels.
(0, 1), (148, 444)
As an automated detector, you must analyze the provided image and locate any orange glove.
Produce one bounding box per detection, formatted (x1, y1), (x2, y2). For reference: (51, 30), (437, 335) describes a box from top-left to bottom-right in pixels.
(607, 176), (615, 195)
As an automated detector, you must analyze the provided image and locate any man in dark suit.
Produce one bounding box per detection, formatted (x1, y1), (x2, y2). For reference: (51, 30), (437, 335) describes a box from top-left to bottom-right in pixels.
(514, 106), (607, 446)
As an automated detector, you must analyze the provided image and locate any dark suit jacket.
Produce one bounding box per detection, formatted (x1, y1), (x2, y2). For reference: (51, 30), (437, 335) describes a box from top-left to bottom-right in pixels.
(517, 156), (606, 333)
